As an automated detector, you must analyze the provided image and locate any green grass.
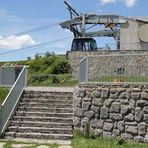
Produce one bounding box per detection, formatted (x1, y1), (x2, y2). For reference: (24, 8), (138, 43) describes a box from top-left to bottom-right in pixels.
(0, 140), (58, 148)
(91, 76), (148, 83)
(27, 74), (78, 87)
(0, 87), (9, 105)
(72, 129), (148, 148)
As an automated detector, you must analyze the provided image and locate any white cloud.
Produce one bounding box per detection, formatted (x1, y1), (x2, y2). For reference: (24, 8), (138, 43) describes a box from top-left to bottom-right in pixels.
(100, 0), (137, 7)
(0, 35), (36, 50)
(124, 0), (137, 7)
(101, 0), (116, 5)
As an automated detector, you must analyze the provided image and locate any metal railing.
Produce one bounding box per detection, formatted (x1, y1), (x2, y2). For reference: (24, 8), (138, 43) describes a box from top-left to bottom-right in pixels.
(0, 66), (28, 135)
(79, 54), (148, 83)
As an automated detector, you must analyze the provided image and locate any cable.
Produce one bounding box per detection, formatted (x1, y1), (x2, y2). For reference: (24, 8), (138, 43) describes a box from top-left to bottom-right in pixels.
(15, 22), (60, 36)
(0, 36), (73, 58)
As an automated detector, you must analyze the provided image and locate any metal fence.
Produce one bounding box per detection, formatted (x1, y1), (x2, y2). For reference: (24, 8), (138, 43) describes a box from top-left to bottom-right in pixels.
(0, 66), (28, 135)
(79, 54), (148, 83)
(0, 66), (23, 87)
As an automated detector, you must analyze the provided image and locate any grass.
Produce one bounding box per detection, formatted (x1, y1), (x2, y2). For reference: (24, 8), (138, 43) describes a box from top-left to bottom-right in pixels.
(0, 140), (58, 148)
(89, 75), (148, 83)
(72, 129), (148, 148)
(0, 87), (9, 105)
(27, 74), (78, 87)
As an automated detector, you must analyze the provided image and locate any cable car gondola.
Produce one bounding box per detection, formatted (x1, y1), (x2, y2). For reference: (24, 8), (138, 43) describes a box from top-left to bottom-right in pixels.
(71, 38), (97, 51)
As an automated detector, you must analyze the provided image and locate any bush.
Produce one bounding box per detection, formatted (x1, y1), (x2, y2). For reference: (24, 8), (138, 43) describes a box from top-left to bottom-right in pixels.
(0, 87), (9, 104)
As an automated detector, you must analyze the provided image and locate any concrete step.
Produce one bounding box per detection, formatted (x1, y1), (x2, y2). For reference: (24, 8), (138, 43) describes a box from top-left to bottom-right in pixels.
(19, 102), (72, 108)
(23, 91), (73, 97)
(10, 121), (73, 128)
(9, 126), (73, 134)
(15, 111), (73, 118)
(17, 107), (73, 113)
(20, 99), (73, 104)
(13, 116), (73, 123)
(21, 95), (73, 100)
(5, 132), (72, 140)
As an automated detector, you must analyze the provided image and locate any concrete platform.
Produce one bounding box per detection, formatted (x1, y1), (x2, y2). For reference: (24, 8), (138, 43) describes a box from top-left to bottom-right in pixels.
(25, 87), (74, 93)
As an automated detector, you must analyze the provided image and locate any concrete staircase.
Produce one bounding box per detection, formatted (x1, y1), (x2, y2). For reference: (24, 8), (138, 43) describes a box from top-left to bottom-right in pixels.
(5, 89), (73, 141)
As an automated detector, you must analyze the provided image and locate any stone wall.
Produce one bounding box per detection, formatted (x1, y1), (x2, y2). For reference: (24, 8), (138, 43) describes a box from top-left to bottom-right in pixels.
(73, 83), (148, 143)
(67, 50), (148, 80)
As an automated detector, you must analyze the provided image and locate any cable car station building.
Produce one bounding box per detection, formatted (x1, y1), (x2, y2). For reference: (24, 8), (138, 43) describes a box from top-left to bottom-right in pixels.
(60, 1), (148, 79)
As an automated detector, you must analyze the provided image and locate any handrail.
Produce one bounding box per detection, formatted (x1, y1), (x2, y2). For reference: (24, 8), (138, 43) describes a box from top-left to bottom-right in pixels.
(0, 66), (27, 135)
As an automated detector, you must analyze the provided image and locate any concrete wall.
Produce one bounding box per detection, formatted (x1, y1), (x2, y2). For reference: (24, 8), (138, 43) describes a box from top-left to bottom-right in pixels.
(73, 83), (148, 143)
(120, 20), (141, 50)
(67, 50), (148, 80)
(120, 18), (148, 51)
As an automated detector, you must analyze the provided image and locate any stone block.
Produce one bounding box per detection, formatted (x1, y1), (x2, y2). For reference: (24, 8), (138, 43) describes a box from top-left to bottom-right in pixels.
(83, 97), (92, 102)
(103, 131), (112, 138)
(124, 114), (134, 121)
(121, 105), (131, 115)
(91, 106), (100, 113)
(141, 92), (148, 100)
(85, 110), (95, 119)
(82, 102), (91, 111)
(131, 92), (141, 100)
(94, 129), (103, 136)
(110, 113), (122, 121)
(75, 88), (86, 97)
(92, 98), (103, 107)
(110, 93), (117, 99)
(112, 129), (120, 137)
(129, 99), (135, 108)
(101, 89), (109, 99)
(135, 107), (143, 122)
(110, 102), (120, 113)
(136, 100), (147, 107)
(100, 106), (109, 119)
(144, 106), (148, 113)
(117, 121), (125, 132)
(125, 125), (138, 135)
(74, 108), (84, 117)
(81, 117), (89, 127)
(103, 122), (114, 131)
(90, 119), (104, 128)
(144, 114), (148, 123)
(138, 122), (147, 136)
(119, 92), (126, 99)
(134, 136), (144, 143)
(90, 90), (101, 98)
(104, 99), (114, 107)
(73, 117), (81, 127)
(121, 133), (133, 140)
(144, 135), (148, 143)
(125, 121), (137, 126)
(73, 98), (82, 107)
(120, 99), (129, 105)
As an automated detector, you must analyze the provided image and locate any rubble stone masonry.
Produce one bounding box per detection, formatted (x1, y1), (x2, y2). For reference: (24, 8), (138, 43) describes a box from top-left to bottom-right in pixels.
(73, 83), (148, 143)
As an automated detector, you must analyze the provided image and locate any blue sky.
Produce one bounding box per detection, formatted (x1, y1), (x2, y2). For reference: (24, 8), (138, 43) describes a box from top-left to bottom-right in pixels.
(0, 0), (147, 61)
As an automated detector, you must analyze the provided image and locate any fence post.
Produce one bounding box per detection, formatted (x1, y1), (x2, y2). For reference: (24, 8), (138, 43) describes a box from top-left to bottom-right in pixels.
(79, 56), (89, 83)
(85, 56), (88, 83)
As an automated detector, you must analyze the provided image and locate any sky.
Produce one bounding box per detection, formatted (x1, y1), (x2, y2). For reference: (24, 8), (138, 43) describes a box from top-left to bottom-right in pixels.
(0, 0), (147, 61)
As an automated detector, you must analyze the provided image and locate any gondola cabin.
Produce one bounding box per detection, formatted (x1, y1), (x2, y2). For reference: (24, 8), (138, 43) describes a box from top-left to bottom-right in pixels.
(71, 38), (97, 51)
